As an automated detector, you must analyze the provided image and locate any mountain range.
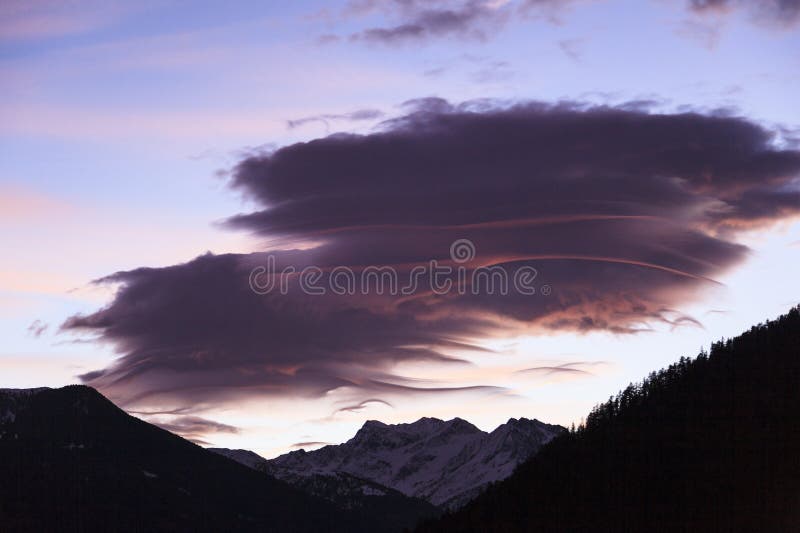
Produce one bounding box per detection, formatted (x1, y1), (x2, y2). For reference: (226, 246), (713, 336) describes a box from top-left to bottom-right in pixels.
(212, 415), (563, 509)
(2, 307), (797, 531)
(0, 385), (557, 531)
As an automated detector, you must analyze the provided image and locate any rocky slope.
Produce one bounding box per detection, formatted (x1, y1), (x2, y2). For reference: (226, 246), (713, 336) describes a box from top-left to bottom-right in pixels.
(216, 416), (563, 510)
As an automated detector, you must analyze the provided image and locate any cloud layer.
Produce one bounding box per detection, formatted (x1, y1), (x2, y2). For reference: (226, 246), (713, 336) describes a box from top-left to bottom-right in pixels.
(64, 99), (800, 420)
(326, 0), (799, 46)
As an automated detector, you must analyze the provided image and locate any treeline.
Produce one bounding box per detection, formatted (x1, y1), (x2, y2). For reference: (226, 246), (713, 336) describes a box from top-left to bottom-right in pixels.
(418, 306), (800, 532)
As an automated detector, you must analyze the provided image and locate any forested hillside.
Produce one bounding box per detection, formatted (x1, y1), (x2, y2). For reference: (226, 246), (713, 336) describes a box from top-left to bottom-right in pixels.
(420, 307), (800, 532)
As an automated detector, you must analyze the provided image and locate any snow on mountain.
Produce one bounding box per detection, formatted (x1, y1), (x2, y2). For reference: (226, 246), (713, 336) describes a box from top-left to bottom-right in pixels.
(210, 448), (396, 503)
(209, 447), (439, 516)
(263, 416), (564, 509)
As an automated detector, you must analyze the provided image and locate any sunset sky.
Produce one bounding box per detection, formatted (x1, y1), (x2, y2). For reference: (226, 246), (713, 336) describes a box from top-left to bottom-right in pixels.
(2, 0), (799, 458)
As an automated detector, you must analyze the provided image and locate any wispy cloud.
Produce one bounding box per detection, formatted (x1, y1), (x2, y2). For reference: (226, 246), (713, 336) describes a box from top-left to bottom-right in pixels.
(26, 319), (48, 338)
(290, 441), (331, 449)
(322, 0), (800, 49)
(336, 0), (514, 45)
(558, 38), (585, 62)
(334, 398), (394, 415)
(516, 361), (609, 379)
(151, 415), (240, 445)
(287, 109), (385, 130)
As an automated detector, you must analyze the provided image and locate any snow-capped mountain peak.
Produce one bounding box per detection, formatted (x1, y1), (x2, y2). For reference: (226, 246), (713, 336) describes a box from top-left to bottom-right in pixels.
(259, 415), (564, 509)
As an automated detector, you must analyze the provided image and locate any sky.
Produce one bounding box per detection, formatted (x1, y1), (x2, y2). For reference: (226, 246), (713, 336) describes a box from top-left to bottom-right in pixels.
(1, 0), (799, 458)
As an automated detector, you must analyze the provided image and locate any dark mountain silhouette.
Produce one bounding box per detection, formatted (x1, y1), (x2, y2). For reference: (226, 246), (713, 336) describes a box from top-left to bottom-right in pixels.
(419, 306), (800, 532)
(0, 385), (401, 532)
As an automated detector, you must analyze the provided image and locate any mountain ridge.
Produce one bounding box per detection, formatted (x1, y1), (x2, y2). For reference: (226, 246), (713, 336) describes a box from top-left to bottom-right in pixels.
(214, 414), (563, 510)
(0, 385), (418, 532)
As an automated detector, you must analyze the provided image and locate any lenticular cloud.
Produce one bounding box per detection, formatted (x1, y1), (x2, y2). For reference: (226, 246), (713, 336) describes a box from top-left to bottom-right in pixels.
(63, 99), (800, 412)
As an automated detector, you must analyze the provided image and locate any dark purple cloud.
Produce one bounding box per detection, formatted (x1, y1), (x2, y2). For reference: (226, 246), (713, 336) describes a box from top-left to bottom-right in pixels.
(63, 251), (494, 409)
(342, 0), (606, 45)
(63, 99), (800, 413)
(230, 99), (798, 235)
(343, 1), (511, 44)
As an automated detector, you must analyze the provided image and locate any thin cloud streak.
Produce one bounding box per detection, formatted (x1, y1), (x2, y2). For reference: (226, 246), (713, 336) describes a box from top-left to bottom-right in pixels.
(26, 320), (49, 338)
(287, 109), (385, 130)
(291, 441), (332, 448)
(334, 398), (394, 415)
(515, 361), (609, 378)
(151, 415), (240, 445)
